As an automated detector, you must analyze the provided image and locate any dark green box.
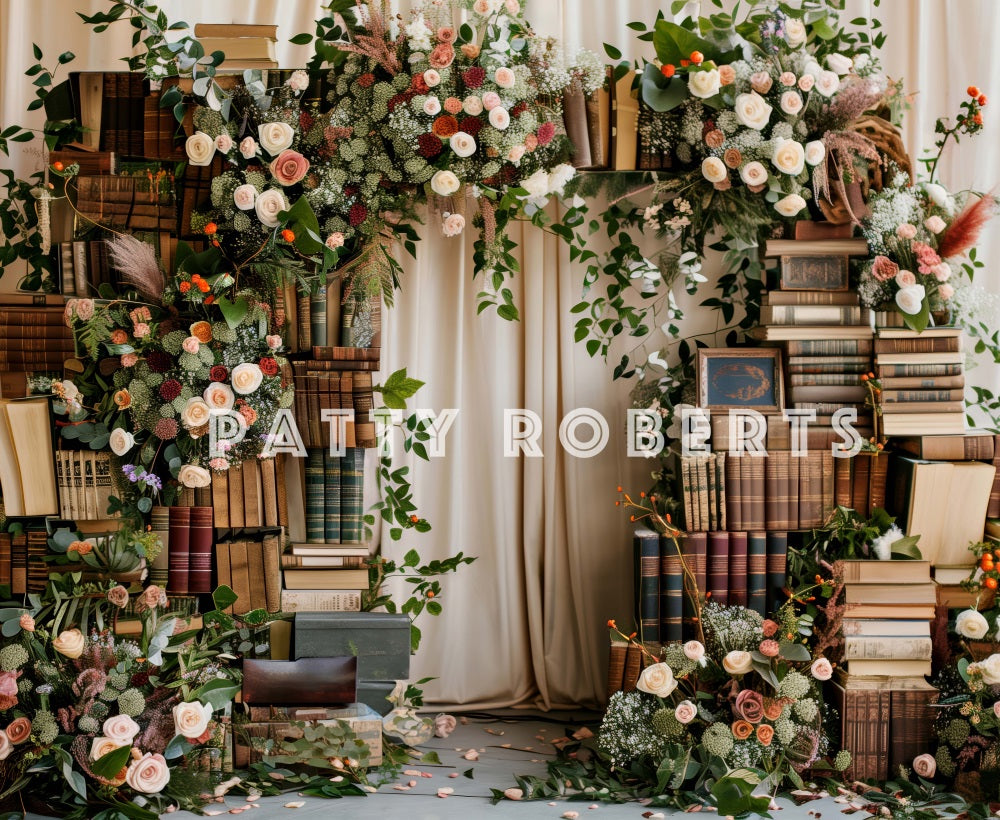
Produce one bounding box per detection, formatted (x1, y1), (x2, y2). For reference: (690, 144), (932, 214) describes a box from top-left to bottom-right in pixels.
(292, 612), (411, 681)
(357, 680), (396, 715)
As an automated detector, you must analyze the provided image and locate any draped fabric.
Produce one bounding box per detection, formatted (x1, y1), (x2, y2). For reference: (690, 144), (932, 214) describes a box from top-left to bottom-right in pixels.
(0, 0), (997, 708)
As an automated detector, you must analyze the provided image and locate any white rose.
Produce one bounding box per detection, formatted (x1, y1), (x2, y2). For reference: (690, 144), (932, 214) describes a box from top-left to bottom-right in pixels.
(173, 700), (213, 739)
(772, 137), (805, 175)
(547, 163), (576, 195)
(233, 184), (257, 211)
(203, 382), (235, 411)
(254, 188), (288, 228)
(740, 161), (768, 186)
(257, 121), (295, 155)
(450, 131), (477, 158)
(976, 653), (1000, 685)
(442, 212), (466, 237)
(103, 714), (140, 745)
(181, 397), (211, 430)
(722, 650), (753, 675)
(125, 752), (171, 794)
(489, 106), (511, 130)
(430, 170), (461, 197)
(734, 92), (773, 130)
(701, 156), (728, 183)
(185, 131), (216, 166)
(895, 284), (926, 315)
(90, 736), (121, 761)
(109, 427), (135, 457)
(423, 96), (442, 116)
(0, 731), (10, 762)
(231, 363), (264, 395)
(827, 53), (854, 75)
(635, 662), (678, 697)
(775, 193), (807, 217)
(463, 95), (484, 115)
(780, 90), (803, 116)
(785, 17), (807, 47)
(805, 140), (826, 166)
(423, 69), (441, 88)
(61, 379), (80, 401)
(688, 68), (721, 99)
(956, 609), (990, 639)
(924, 183), (949, 208)
(178, 464), (212, 489)
(286, 69), (309, 91)
(683, 640), (706, 666)
(521, 169), (549, 198)
(814, 70), (841, 98)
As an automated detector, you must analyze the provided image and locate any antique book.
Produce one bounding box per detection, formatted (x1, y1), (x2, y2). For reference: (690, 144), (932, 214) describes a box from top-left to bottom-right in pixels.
(167, 506), (191, 595)
(242, 657), (357, 707)
(680, 532), (707, 639)
(659, 534), (683, 643)
(227, 462), (246, 529)
(727, 532), (748, 608)
(262, 534), (281, 614)
(563, 80), (593, 168)
(305, 449), (326, 543)
(310, 288), (328, 348)
(211, 470), (230, 529)
(606, 639), (628, 699)
(789, 373), (867, 387)
(820, 450), (835, 522)
(878, 362), (964, 379)
(279, 589), (362, 612)
(702, 455), (716, 531)
(841, 560), (931, 585)
(748, 325), (874, 342)
(875, 336), (962, 354)
(291, 612), (410, 681)
(289, 544), (370, 556)
(843, 636), (933, 660)
(10, 534), (26, 595)
(193, 23), (278, 38)
(282, 568), (370, 591)
(785, 338), (874, 356)
(747, 532), (767, 616)
(240, 459), (260, 528)
(881, 400), (964, 414)
(339, 448), (365, 544)
(610, 69), (639, 171)
(0, 398), (58, 517)
(830, 682), (889, 782)
(26, 529), (51, 593)
(883, 388), (965, 403)
(681, 456), (695, 531)
(188, 507), (214, 594)
(280, 554), (366, 569)
(881, 414), (966, 436)
(760, 304), (867, 325)
(246, 541), (266, 612)
(93, 452), (115, 519)
(889, 687), (939, 775)
(634, 529), (660, 642)
(876, 351), (963, 366)
(788, 385), (867, 403)
(311, 346), (381, 363)
(881, 375), (966, 391)
(765, 238), (870, 257)
(843, 603), (936, 619)
(847, 658), (932, 677)
(707, 531), (729, 606)
(762, 290), (859, 305)
(229, 540), (252, 615)
(215, 542), (233, 612)
(845, 582), (937, 606)
(587, 70), (612, 169)
(725, 455), (742, 531)
(747, 455), (766, 532)
(0, 533), (10, 587)
(842, 619), (931, 637)
(765, 532), (788, 614)
(259, 457), (279, 528)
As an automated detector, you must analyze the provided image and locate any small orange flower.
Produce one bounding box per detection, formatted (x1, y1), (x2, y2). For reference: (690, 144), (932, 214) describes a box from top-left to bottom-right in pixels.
(204, 295), (215, 305)
(731, 720), (754, 741)
(607, 619), (617, 629)
(979, 94), (988, 106)
(113, 389), (131, 409)
(70, 540), (92, 556)
(974, 112), (984, 126)
(198, 280), (210, 293)
(616, 485), (623, 492)
(204, 222), (218, 235)
(281, 229), (296, 242)
(189, 321), (213, 343)
(110, 329), (128, 345)
(969, 85), (981, 98)
(432, 115), (460, 139)
(680, 58), (691, 67)
(410, 515), (419, 523)
(661, 64), (676, 78)
(179, 281), (191, 293)
(53, 161), (65, 172)
(756, 724), (774, 746)
(762, 700), (783, 721)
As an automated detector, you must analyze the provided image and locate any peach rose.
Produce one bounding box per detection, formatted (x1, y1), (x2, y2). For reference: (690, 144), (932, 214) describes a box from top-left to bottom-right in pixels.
(683, 640), (706, 664)
(450, 131), (477, 158)
(913, 753), (936, 778)
(203, 382), (235, 411)
(750, 71), (773, 94)
(286, 69), (309, 91)
(756, 724), (775, 746)
(126, 752), (170, 794)
(939, 283), (955, 300)
(178, 464), (212, 489)
(266, 334), (282, 350)
(254, 189), (288, 228)
(896, 223), (917, 240)
(143, 585), (164, 609)
(429, 44), (455, 69)
(325, 232), (345, 249)
(231, 363), (264, 395)
(810, 657), (833, 681)
(215, 134), (233, 154)
(731, 720), (754, 740)
(270, 150), (310, 186)
(482, 91), (502, 110)
(121, 353), (138, 367)
(423, 96), (442, 116)
(18, 614), (34, 632)
(740, 161), (768, 187)
(434, 714), (457, 738)
(423, 69), (442, 88)
(442, 213), (466, 237)
(133, 322), (150, 338)
(494, 67), (516, 88)
(0, 731), (11, 762)
(91, 736), (122, 761)
(508, 145), (526, 162)
(239, 137), (258, 159)
(52, 628), (85, 659)
(173, 700), (213, 739)
(443, 96), (463, 114)
(871, 255), (899, 282)
(103, 714), (140, 745)
(437, 27), (457, 44)
(896, 269), (917, 288)
(780, 71), (796, 86)
(674, 700), (697, 725)
(718, 65), (736, 85)
(461, 43), (480, 60)
(463, 95), (485, 115)
(5, 717), (30, 745)
(798, 74), (815, 92)
(182, 336), (200, 354)
(107, 585), (130, 608)
(636, 662), (677, 697)
(180, 397), (211, 430)
(723, 650), (753, 675)
(489, 107), (510, 130)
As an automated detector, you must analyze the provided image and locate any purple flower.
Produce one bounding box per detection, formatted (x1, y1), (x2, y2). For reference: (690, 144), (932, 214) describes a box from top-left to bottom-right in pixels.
(143, 473), (162, 492)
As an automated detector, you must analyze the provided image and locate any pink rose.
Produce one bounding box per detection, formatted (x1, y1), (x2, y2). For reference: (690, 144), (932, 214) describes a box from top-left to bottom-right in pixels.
(472, 0), (492, 13)
(0, 673), (17, 698)
(993, 701), (1000, 719)
(429, 43), (455, 69)
(18, 614), (33, 632)
(674, 700), (697, 725)
(734, 689), (765, 723)
(751, 71), (773, 94)
(938, 283), (954, 300)
(482, 91), (502, 110)
(233, 184), (257, 211)
(463, 95), (485, 116)
(239, 137), (258, 159)
(266, 334), (282, 350)
(896, 223), (917, 240)
(437, 27), (457, 44)
(121, 353), (138, 367)
(759, 639), (780, 657)
(933, 262), (952, 281)
(505, 0), (520, 11)
(143, 585), (165, 609)
(871, 254), (900, 282)
(215, 134), (233, 153)
(423, 69), (442, 88)
(494, 67), (516, 89)
(810, 657), (833, 681)
(133, 323), (150, 339)
(107, 585), (130, 608)
(75, 299), (95, 321)
(913, 753), (937, 779)
(423, 96), (442, 116)
(780, 71), (796, 86)
(126, 752), (170, 794)
(925, 215), (947, 234)
(797, 74), (815, 92)
(895, 269), (917, 288)
(683, 640), (706, 664)
(182, 336), (200, 354)
(325, 232), (345, 249)
(442, 212), (465, 237)
(286, 70), (309, 92)
(489, 107), (510, 130)
(103, 714), (140, 745)
(270, 150), (310, 186)
(508, 145), (526, 162)
(444, 97), (463, 114)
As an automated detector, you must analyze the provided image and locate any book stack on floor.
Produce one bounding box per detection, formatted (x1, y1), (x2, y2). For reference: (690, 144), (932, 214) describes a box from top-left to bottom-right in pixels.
(832, 559), (939, 782)
(876, 328), (966, 436)
(279, 543), (369, 612)
(214, 534), (282, 615)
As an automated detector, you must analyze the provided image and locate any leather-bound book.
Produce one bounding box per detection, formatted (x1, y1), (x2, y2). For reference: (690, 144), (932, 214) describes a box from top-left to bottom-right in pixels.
(563, 79), (593, 169)
(215, 541), (233, 611)
(889, 686), (939, 774)
(211, 469), (229, 529)
(622, 643), (642, 692)
(852, 454), (871, 516)
(765, 532), (788, 614)
(787, 453), (800, 529)
(633, 529), (660, 642)
(188, 506), (214, 594)
(834, 453), (852, 509)
(305, 449), (326, 544)
(680, 532), (707, 639)
(323, 449), (341, 543)
(167, 506), (191, 594)
(242, 459), (261, 528)
(241, 657), (358, 707)
(869, 453), (889, 512)
(681, 456), (695, 531)
(339, 448), (365, 543)
(0, 533), (11, 587)
(606, 640), (628, 700)
(765, 452), (781, 530)
(228, 462), (245, 529)
(310, 287), (328, 348)
(820, 450), (835, 522)
(659, 534), (683, 643)
(715, 452), (727, 531)
(10, 534), (26, 595)
(725, 455), (742, 531)
(276, 454), (289, 528)
(707, 531), (729, 606)
(748, 455), (766, 531)
(262, 534), (281, 614)
(260, 458), (278, 528)
(149, 505), (170, 587)
(747, 532), (767, 616)
(230, 540), (251, 615)
(246, 540), (266, 612)
(727, 532), (748, 607)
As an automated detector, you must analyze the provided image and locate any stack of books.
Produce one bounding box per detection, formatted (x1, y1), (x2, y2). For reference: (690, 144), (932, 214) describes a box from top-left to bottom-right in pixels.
(303, 447), (366, 544)
(279, 542), (369, 613)
(192, 24), (278, 72)
(215, 534), (282, 614)
(292, 364), (377, 449)
(0, 299), (74, 373)
(875, 328), (966, 435)
(562, 66), (610, 170)
(54, 450), (116, 522)
(209, 459), (285, 530)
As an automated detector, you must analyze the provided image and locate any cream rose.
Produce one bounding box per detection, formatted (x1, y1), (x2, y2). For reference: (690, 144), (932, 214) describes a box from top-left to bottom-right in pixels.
(976, 654), (1000, 685)
(239, 137), (258, 159)
(231, 363), (264, 395)
(178, 464), (212, 489)
(494, 67), (516, 88)
(258, 121), (295, 155)
(912, 753), (936, 778)
(895, 284), (926, 315)
(126, 753), (170, 794)
(489, 107), (511, 130)
(939, 283), (955, 300)
(423, 69), (441, 88)
(203, 382), (235, 411)
(739, 161), (768, 187)
(450, 131), (477, 158)
(109, 428), (135, 457)
(52, 628), (85, 659)
(810, 657), (834, 681)
(805, 140), (826, 166)
(233, 184), (257, 211)
(701, 156), (728, 184)
(722, 650), (753, 675)
(896, 269), (917, 288)
(924, 183), (949, 208)
(815, 70), (841, 97)
(688, 68), (721, 99)
(548, 164), (576, 194)
(286, 69), (309, 92)
(508, 145), (526, 163)
(182, 336), (200, 355)
(772, 137), (805, 175)
(430, 170), (461, 197)
(90, 736), (121, 761)
(925, 215), (946, 234)
(0, 731), (11, 762)
(785, 17), (806, 47)
(827, 53), (854, 75)
(956, 609), (990, 639)
(780, 91), (803, 116)
(185, 131), (216, 166)
(173, 700), (213, 739)
(775, 194), (807, 217)
(463, 95), (485, 116)
(521, 169), (549, 199)
(683, 640), (706, 665)
(103, 714), (140, 745)
(635, 662), (677, 697)
(798, 74), (815, 92)
(254, 189), (288, 228)
(215, 134), (233, 154)
(674, 700), (697, 725)
(734, 92), (773, 130)
(423, 96), (442, 116)
(896, 223), (918, 240)
(181, 397), (211, 429)
(442, 213), (466, 237)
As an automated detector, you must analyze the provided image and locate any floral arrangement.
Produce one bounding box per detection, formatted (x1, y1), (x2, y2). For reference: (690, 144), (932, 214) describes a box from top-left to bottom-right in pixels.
(0, 580), (243, 817)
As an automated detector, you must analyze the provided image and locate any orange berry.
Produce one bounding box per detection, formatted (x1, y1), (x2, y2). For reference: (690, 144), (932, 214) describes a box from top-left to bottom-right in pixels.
(665, 513), (672, 524)
(629, 515), (636, 522)
(410, 515), (419, 523)
(969, 85), (981, 98)
(987, 577), (998, 590)
(281, 228), (295, 242)
(616, 485), (623, 492)
(615, 500), (620, 507)
(993, 549), (1000, 560)
(690, 51), (704, 64)
(53, 161), (64, 172)
(661, 64), (676, 78)
(979, 94), (988, 106)
(212, 239), (220, 247)
(640, 491), (646, 498)
(426, 590), (435, 598)
(204, 295), (215, 305)
(204, 222), (218, 235)
(861, 374), (869, 381)
(680, 58), (690, 67)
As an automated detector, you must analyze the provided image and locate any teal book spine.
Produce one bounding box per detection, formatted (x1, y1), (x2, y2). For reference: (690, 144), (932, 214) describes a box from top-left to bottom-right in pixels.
(765, 532), (788, 615)
(633, 529), (659, 643)
(310, 288), (328, 348)
(305, 448), (326, 543)
(747, 531), (767, 616)
(323, 449), (341, 543)
(339, 447), (365, 543)
(659, 534), (683, 644)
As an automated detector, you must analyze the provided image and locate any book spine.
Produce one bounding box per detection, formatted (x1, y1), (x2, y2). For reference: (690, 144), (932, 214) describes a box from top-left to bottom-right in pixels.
(765, 532), (788, 614)
(622, 643), (642, 692)
(659, 535), (683, 643)
(260, 457), (279, 528)
(764, 452), (780, 530)
(305, 449), (326, 543)
(877, 362), (963, 377)
(748, 456), (766, 531)
(868, 454), (889, 513)
(747, 532), (767, 616)
(188, 506), (214, 594)
(167, 506), (191, 594)
(211, 469), (230, 529)
(725, 455), (742, 531)
(715, 453), (727, 531)
(875, 337), (960, 353)
(843, 636), (933, 660)
(852, 454), (871, 517)
(834, 454), (852, 508)
(262, 533), (281, 613)
(727, 532), (748, 607)
(0, 534), (10, 587)
(785, 339), (874, 356)
(789, 373), (866, 387)
(706, 532), (729, 606)
(880, 375), (965, 390)
(680, 532), (707, 640)
(889, 689), (938, 775)
(681, 456), (695, 531)
(821, 450), (835, 523)
(323, 449), (342, 543)
(279, 589), (362, 612)
(634, 531), (659, 642)
(606, 640), (628, 700)
(149, 505), (170, 588)
(10, 535), (26, 595)
(227, 461), (245, 528)
(310, 288), (328, 348)
(339, 448), (365, 544)
(882, 389), (964, 403)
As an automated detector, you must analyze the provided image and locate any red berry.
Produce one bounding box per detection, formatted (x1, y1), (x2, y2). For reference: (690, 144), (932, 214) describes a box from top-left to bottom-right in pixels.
(661, 64), (676, 79)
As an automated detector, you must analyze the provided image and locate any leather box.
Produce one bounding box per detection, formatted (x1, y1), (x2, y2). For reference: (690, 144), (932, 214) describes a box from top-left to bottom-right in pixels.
(241, 656), (357, 706)
(291, 612), (410, 681)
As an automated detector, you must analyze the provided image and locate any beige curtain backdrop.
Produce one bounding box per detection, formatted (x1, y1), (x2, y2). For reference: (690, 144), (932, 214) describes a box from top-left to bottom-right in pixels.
(1, 0), (998, 708)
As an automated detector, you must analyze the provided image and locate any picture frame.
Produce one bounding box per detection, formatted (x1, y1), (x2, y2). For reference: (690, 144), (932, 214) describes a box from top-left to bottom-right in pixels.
(696, 348), (784, 412)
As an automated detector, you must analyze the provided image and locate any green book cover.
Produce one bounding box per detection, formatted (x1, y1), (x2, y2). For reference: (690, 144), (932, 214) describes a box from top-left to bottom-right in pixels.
(747, 532), (767, 617)
(305, 448), (326, 544)
(339, 447), (365, 543)
(633, 528), (659, 643)
(323, 449), (341, 543)
(310, 288), (328, 348)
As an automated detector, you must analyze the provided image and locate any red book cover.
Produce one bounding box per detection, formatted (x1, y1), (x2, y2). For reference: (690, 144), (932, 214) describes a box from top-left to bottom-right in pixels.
(727, 532), (748, 607)
(707, 532), (729, 606)
(188, 506), (214, 594)
(167, 506), (191, 594)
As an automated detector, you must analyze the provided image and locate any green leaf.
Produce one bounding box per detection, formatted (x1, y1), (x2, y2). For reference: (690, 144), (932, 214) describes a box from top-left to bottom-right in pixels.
(91, 744), (132, 779)
(652, 19), (715, 66)
(192, 678), (240, 711)
(217, 295), (249, 329)
(212, 584), (238, 611)
(901, 297), (931, 333)
(640, 62), (689, 112)
(958, 657), (970, 682)
(289, 32), (313, 45)
(32, 44), (42, 60)
(778, 639), (811, 662)
(889, 534), (922, 559)
(604, 43), (623, 60)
